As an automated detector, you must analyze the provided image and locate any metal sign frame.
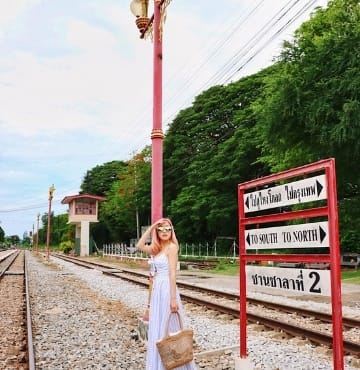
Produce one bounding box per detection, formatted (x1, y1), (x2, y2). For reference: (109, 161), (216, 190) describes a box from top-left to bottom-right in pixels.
(238, 158), (343, 369)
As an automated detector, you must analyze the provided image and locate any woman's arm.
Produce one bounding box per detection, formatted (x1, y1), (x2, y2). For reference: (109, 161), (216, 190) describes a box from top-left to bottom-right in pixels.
(168, 243), (179, 312)
(136, 224), (155, 255)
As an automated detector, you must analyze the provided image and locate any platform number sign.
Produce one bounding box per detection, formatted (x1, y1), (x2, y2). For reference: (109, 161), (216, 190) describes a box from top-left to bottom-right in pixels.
(246, 266), (330, 296)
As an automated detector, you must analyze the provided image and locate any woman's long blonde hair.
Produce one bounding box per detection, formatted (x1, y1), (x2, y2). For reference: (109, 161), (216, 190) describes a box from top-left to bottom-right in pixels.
(151, 218), (179, 255)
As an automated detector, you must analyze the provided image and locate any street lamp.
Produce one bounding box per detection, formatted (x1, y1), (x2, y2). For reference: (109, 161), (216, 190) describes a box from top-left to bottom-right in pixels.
(36, 213), (40, 253)
(45, 184), (55, 262)
(130, 0), (150, 33)
(130, 0), (169, 223)
(32, 224), (35, 250)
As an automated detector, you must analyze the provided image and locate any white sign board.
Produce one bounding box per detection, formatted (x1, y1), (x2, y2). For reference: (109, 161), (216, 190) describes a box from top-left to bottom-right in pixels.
(246, 266), (331, 296)
(245, 221), (329, 250)
(244, 174), (327, 213)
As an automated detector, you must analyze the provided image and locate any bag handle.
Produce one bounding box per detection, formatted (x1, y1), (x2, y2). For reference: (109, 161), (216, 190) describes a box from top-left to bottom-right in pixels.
(164, 311), (184, 337)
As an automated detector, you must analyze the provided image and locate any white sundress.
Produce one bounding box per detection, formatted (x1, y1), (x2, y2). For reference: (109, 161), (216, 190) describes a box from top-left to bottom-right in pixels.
(145, 253), (197, 370)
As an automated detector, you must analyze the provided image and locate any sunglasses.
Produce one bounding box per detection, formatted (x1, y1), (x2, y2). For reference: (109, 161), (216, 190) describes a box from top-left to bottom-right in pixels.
(157, 226), (172, 232)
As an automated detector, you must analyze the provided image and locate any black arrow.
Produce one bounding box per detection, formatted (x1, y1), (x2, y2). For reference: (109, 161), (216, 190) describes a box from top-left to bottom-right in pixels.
(316, 180), (323, 197)
(245, 196), (249, 209)
(246, 234), (250, 245)
(319, 226), (326, 243)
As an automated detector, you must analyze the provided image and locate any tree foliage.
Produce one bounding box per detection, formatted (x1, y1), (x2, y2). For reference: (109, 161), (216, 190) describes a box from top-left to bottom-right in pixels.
(164, 71), (272, 241)
(77, 160), (128, 245)
(254, 0), (360, 252)
(33, 0), (360, 253)
(100, 147), (151, 242)
(80, 160), (127, 195)
(40, 212), (72, 246)
(0, 226), (4, 243)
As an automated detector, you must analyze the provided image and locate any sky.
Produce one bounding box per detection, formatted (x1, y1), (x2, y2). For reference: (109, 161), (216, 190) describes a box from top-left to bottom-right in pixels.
(0, 0), (329, 238)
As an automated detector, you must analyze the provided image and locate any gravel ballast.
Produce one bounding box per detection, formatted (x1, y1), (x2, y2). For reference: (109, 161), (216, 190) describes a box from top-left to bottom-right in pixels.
(27, 252), (360, 370)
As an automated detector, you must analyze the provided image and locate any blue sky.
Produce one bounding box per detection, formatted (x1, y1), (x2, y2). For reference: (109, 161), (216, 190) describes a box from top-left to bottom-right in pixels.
(0, 0), (328, 237)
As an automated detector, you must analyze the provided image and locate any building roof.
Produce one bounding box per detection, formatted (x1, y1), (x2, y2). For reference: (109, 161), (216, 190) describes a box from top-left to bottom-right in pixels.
(61, 193), (107, 204)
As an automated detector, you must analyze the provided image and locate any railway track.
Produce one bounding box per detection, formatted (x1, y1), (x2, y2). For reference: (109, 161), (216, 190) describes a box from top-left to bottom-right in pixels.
(0, 250), (35, 370)
(51, 253), (360, 357)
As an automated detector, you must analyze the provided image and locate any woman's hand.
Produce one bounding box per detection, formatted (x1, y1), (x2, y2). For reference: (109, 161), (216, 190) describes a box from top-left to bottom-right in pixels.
(150, 219), (167, 231)
(136, 222), (158, 253)
(170, 297), (178, 312)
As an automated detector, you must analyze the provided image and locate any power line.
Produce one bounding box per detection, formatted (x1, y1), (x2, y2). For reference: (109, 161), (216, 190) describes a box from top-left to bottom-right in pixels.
(0, 203), (48, 213)
(4, 1), (327, 219)
(224, 0), (319, 83)
(162, 0), (267, 113)
(162, 0), (325, 126)
(157, 0), (324, 192)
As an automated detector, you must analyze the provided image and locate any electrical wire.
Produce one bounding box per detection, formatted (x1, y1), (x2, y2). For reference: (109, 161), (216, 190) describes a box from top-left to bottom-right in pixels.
(0, 203), (48, 213)
(3, 1), (327, 222)
(163, 0), (321, 126)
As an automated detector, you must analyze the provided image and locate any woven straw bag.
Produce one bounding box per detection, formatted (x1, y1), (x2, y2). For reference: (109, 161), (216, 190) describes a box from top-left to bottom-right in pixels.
(156, 311), (194, 370)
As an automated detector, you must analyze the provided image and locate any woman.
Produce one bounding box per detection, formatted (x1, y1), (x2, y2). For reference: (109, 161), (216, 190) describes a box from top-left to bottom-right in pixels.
(136, 218), (197, 370)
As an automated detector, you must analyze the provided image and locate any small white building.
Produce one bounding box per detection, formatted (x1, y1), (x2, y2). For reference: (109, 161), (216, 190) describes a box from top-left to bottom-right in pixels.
(61, 194), (106, 256)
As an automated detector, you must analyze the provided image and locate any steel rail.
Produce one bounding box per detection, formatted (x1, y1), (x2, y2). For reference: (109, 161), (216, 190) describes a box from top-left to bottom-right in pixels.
(246, 312), (360, 357)
(51, 254), (360, 356)
(51, 254), (360, 327)
(247, 297), (360, 330)
(25, 251), (36, 370)
(0, 250), (20, 279)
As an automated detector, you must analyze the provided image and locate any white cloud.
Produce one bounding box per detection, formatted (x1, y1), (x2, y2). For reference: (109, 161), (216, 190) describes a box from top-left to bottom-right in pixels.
(66, 19), (118, 51)
(0, 0), (40, 24)
(0, 0), (330, 236)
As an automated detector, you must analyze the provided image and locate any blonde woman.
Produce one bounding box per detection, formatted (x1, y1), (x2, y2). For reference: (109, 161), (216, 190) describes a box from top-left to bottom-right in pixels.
(137, 218), (197, 370)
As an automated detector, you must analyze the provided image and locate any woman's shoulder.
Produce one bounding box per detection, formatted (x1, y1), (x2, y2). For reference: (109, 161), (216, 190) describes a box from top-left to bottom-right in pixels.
(166, 242), (178, 254)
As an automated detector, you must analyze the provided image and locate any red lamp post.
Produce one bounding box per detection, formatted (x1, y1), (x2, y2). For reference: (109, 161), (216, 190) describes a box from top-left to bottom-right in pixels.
(36, 212), (40, 253)
(45, 184), (55, 261)
(130, 0), (168, 223)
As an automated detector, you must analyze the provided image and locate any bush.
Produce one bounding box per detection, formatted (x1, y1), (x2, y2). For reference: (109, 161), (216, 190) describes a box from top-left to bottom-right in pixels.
(59, 240), (74, 255)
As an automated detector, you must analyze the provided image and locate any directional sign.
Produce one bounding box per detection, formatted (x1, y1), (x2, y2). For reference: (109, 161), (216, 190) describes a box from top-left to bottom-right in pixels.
(246, 266), (331, 296)
(245, 221), (328, 250)
(244, 174), (327, 213)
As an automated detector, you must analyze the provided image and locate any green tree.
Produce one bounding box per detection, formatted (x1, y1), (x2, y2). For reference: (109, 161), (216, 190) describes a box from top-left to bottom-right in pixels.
(100, 148), (151, 242)
(254, 0), (360, 252)
(51, 213), (74, 245)
(164, 70), (272, 242)
(41, 212), (53, 246)
(80, 160), (127, 195)
(53, 0), (360, 253)
(7, 235), (20, 246)
(79, 160), (127, 245)
(0, 226), (4, 243)
(22, 235), (32, 248)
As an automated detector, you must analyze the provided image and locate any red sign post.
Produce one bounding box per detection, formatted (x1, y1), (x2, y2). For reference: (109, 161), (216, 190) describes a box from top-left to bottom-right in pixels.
(238, 158), (343, 369)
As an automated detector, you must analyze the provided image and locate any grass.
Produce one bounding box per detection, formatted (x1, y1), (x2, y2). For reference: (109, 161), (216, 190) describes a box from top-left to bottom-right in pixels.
(341, 269), (360, 284)
(204, 260), (239, 275)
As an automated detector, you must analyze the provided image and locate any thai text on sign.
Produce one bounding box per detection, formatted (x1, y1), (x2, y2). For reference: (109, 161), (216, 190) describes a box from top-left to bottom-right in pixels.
(244, 174), (327, 213)
(246, 266), (331, 296)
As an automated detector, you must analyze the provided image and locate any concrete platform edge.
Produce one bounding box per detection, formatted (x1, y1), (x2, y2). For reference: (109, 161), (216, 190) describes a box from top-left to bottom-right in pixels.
(234, 357), (254, 370)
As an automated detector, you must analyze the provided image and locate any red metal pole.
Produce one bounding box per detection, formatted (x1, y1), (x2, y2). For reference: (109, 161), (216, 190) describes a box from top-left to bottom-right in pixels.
(238, 186), (247, 358)
(36, 213), (40, 253)
(46, 199), (51, 261)
(151, 0), (163, 223)
(45, 185), (55, 262)
(327, 160), (344, 370)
